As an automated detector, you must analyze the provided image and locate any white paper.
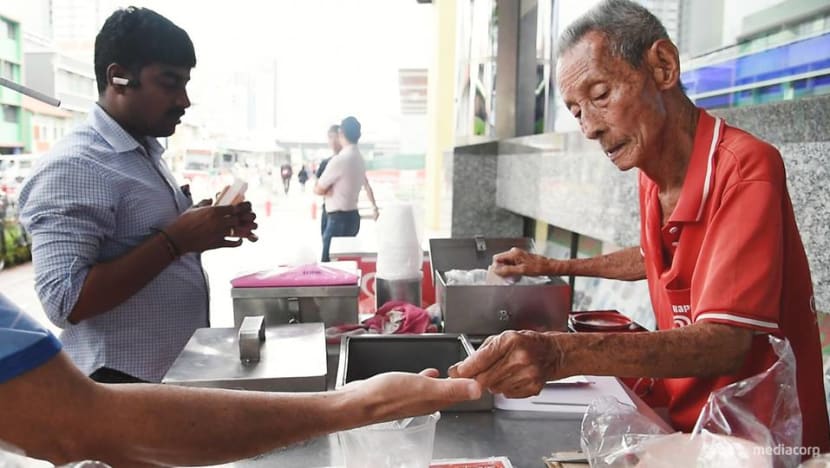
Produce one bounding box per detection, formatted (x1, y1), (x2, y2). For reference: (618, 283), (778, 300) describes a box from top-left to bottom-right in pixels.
(494, 376), (633, 419)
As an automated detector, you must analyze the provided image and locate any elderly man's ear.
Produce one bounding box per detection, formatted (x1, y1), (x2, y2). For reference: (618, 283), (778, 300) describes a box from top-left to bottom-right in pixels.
(646, 39), (682, 91)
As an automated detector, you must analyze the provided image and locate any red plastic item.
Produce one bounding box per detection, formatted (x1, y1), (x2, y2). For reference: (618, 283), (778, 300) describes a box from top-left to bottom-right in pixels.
(571, 310), (634, 332)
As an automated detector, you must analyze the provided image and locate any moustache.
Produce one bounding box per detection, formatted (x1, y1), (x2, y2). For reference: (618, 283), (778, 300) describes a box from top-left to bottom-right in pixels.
(167, 110), (185, 119)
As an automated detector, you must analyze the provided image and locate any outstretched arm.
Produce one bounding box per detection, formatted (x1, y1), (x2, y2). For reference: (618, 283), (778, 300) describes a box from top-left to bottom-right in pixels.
(0, 353), (480, 467)
(492, 246), (646, 281)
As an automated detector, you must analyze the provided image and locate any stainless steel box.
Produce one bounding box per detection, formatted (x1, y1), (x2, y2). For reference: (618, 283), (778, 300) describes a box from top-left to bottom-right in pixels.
(335, 334), (493, 411)
(231, 283), (360, 329)
(429, 237), (571, 337)
(162, 323), (327, 392)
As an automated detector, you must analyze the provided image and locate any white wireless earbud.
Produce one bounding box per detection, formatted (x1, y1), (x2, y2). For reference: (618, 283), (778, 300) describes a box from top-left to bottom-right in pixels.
(112, 76), (130, 86)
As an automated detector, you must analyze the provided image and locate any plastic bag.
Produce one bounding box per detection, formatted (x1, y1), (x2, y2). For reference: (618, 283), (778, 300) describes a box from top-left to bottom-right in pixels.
(444, 269), (549, 286)
(581, 336), (803, 468)
(0, 441), (110, 468)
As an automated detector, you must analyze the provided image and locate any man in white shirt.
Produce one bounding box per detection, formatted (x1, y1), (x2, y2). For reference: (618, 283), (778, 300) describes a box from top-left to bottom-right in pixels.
(314, 116), (378, 261)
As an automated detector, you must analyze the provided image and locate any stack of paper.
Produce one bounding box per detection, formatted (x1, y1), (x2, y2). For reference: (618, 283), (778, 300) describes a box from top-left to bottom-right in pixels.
(494, 376), (633, 419)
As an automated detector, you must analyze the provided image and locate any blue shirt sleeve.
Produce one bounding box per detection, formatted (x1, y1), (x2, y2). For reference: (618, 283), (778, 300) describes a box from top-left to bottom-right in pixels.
(0, 294), (62, 384)
(18, 155), (117, 328)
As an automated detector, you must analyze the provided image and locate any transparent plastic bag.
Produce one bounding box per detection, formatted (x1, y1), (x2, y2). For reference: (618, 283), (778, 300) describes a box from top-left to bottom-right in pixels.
(0, 440), (110, 468)
(581, 336), (803, 468)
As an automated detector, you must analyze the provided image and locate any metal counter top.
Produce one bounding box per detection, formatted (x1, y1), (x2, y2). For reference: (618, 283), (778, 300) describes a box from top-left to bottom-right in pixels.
(217, 410), (582, 468)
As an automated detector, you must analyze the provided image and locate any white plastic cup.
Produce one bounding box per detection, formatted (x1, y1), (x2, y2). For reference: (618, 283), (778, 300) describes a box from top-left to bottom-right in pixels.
(377, 204), (419, 246)
(338, 412), (440, 468)
(376, 203), (422, 280)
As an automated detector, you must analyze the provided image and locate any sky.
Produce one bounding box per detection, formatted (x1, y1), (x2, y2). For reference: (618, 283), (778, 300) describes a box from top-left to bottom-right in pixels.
(121, 0), (434, 142)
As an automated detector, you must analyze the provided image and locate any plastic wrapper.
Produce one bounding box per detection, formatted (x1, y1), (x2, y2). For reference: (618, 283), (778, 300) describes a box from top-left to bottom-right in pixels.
(444, 269), (549, 286)
(581, 336), (805, 468)
(0, 441), (110, 468)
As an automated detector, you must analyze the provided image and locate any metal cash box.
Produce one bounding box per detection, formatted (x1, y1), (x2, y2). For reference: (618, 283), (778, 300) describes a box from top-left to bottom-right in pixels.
(429, 237), (571, 337)
(232, 284), (360, 329)
(336, 334), (493, 411)
(230, 264), (361, 329)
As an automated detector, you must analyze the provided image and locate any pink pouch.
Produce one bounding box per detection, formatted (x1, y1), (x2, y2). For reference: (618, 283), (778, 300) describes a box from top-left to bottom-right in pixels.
(364, 301), (436, 334)
(231, 264), (359, 288)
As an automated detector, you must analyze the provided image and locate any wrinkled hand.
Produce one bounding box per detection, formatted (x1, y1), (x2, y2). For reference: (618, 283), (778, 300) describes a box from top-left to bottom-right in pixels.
(491, 248), (563, 277)
(166, 200), (259, 254)
(344, 369), (481, 424)
(448, 330), (566, 398)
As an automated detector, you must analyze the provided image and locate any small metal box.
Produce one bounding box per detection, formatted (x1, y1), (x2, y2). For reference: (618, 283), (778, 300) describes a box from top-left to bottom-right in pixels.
(429, 237), (571, 338)
(232, 283), (360, 329)
(336, 334), (493, 411)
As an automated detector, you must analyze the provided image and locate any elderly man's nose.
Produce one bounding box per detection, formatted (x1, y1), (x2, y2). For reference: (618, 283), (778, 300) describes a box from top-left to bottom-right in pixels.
(580, 112), (604, 140)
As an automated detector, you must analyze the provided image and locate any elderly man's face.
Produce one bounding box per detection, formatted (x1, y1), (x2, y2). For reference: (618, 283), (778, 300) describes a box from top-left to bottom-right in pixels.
(557, 31), (667, 171)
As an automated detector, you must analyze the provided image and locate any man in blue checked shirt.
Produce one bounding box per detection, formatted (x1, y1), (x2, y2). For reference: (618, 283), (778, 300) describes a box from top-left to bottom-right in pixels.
(18, 7), (258, 384)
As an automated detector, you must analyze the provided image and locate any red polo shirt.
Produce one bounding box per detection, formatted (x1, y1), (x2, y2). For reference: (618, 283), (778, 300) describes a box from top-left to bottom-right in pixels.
(639, 109), (830, 452)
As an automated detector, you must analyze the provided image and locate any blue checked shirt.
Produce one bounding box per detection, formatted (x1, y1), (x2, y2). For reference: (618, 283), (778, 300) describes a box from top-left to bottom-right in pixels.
(18, 104), (209, 382)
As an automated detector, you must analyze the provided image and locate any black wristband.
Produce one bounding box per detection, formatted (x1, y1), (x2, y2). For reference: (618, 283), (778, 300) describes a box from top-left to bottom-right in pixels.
(152, 228), (181, 259)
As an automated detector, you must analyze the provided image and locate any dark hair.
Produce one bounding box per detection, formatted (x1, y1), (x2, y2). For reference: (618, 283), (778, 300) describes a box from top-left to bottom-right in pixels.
(340, 116), (361, 143)
(328, 124), (340, 134)
(94, 6), (196, 94)
(556, 0), (668, 68)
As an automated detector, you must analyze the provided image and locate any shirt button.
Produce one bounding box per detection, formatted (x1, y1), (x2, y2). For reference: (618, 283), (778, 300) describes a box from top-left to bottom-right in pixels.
(668, 226), (679, 235)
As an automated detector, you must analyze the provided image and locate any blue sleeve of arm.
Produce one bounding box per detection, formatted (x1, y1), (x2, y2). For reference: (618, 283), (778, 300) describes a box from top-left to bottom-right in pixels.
(0, 294), (62, 384)
(17, 157), (117, 328)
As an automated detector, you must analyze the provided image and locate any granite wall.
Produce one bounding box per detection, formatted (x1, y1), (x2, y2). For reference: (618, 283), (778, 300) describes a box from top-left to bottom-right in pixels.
(451, 141), (525, 239)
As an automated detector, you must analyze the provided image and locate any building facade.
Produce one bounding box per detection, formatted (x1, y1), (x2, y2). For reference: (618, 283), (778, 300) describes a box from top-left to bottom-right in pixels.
(0, 14), (24, 155)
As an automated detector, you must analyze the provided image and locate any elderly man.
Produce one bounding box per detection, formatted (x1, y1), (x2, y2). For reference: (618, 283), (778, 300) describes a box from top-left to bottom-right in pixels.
(450, 0), (830, 452)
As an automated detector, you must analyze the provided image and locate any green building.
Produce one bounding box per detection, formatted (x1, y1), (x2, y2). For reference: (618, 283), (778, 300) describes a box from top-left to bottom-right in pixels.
(0, 13), (23, 154)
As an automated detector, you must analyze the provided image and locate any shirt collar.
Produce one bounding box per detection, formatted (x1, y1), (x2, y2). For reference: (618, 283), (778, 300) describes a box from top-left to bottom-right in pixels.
(668, 109), (725, 224)
(89, 104), (165, 161)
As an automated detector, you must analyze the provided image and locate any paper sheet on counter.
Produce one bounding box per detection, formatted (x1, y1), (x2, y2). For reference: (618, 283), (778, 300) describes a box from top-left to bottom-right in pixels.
(494, 375), (633, 419)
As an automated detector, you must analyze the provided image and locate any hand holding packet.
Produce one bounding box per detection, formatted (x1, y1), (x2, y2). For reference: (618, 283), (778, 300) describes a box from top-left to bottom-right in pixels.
(215, 179), (248, 206)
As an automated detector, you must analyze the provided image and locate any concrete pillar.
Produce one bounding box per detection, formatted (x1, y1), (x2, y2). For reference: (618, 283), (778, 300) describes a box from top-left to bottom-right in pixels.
(425, 0), (457, 231)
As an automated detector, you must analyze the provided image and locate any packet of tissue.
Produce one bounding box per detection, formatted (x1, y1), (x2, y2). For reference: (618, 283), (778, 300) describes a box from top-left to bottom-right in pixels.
(485, 266), (519, 285)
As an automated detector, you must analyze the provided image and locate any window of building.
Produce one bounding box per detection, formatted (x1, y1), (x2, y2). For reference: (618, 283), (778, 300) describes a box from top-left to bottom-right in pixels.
(0, 61), (14, 81)
(1, 19), (15, 40)
(2, 105), (19, 124)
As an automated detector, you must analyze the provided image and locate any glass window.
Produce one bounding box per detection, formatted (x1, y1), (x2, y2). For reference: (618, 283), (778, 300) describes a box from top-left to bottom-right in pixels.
(0, 61), (14, 80)
(2, 105), (19, 123)
(2, 20), (14, 40)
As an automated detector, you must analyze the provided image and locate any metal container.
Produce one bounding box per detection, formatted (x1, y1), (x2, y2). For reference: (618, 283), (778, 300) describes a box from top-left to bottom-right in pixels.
(163, 322), (327, 392)
(336, 334), (493, 411)
(375, 275), (422, 309)
(429, 237), (571, 338)
(232, 283), (359, 329)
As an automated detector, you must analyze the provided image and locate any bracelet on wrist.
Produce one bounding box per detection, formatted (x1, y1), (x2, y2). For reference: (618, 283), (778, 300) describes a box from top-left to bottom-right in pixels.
(152, 228), (181, 260)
